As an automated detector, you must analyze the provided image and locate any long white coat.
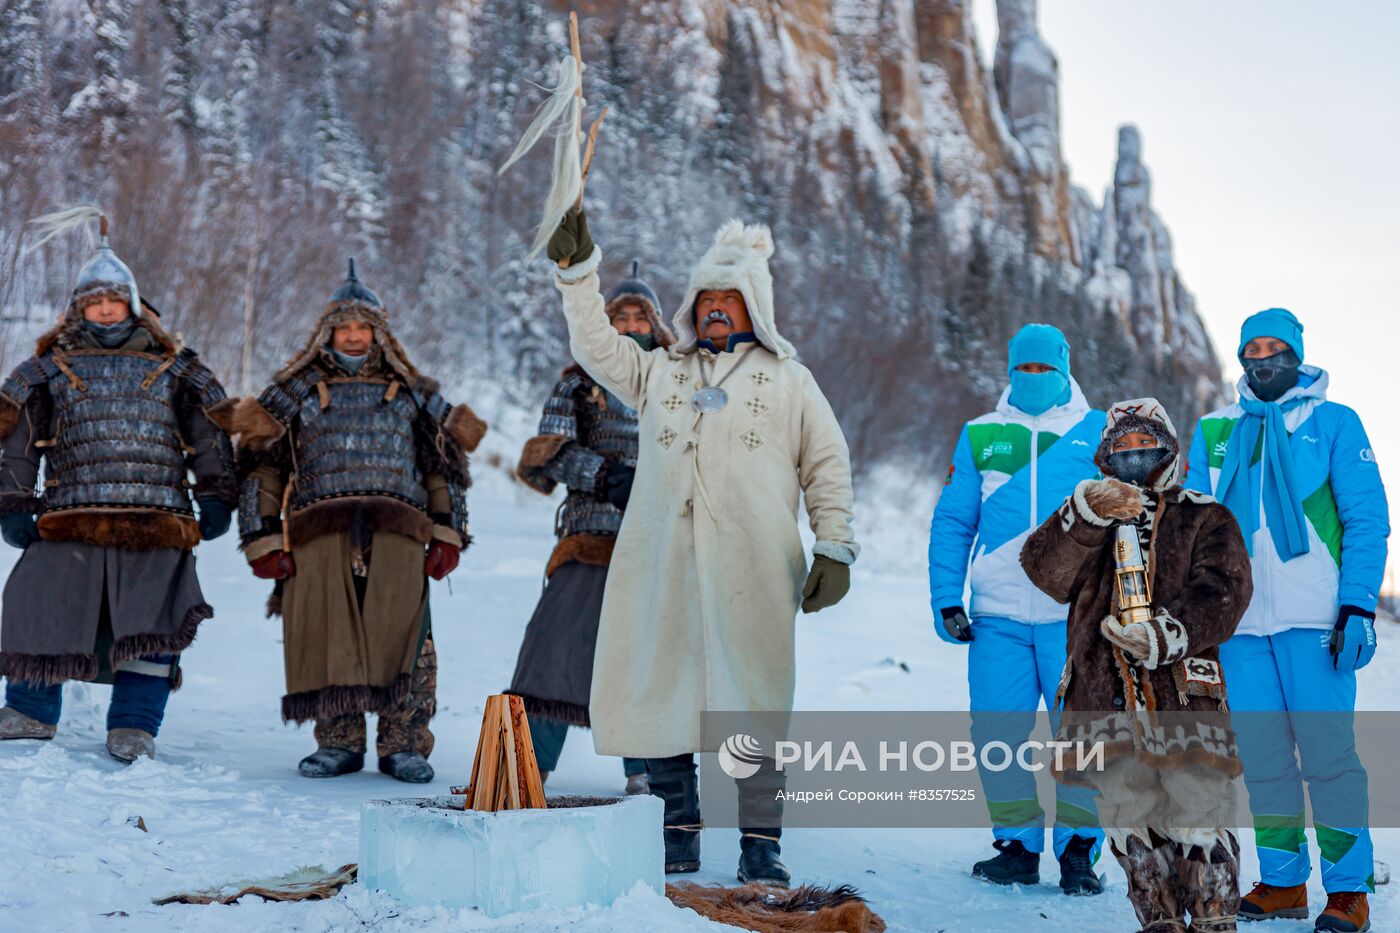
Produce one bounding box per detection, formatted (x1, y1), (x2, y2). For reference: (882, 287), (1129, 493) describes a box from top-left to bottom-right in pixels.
(555, 270), (858, 757)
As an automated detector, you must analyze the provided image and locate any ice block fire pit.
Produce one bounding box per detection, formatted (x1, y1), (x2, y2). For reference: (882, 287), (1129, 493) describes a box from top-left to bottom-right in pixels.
(358, 792), (662, 914)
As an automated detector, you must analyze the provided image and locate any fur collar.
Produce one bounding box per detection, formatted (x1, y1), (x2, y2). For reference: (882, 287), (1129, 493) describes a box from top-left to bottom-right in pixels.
(274, 300), (426, 389)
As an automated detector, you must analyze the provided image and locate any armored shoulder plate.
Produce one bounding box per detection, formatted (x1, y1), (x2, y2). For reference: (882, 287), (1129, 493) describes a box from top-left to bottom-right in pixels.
(0, 357), (61, 408)
(538, 373), (589, 439)
(257, 369), (323, 427)
(168, 347), (229, 408)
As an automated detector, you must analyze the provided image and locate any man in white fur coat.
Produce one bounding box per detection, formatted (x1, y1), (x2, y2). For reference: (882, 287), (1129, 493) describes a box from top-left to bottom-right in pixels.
(548, 209), (858, 886)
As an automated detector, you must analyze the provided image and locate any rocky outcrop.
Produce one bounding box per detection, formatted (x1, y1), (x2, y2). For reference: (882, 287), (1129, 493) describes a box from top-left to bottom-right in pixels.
(0, 0), (1224, 470)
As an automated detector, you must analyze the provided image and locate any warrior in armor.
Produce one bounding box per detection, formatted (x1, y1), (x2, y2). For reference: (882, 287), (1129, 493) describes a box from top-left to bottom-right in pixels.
(510, 262), (674, 794)
(223, 261), (485, 783)
(0, 209), (238, 763)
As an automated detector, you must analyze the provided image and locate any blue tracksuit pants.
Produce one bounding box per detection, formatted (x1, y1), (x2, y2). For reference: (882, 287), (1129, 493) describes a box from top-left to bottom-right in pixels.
(1220, 629), (1373, 893)
(968, 615), (1103, 860)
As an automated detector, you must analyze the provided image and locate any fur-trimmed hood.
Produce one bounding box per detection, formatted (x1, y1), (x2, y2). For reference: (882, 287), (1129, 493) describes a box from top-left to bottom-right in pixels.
(274, 299), (426, 389)
(603, 260), (675, 349)
(34, 307), (180, 359)
(1093, 397), (1182, 492)
(669, 220), (795, 360)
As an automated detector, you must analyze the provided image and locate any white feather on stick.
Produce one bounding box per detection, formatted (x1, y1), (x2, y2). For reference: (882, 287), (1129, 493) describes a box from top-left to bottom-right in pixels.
(23, 205), (106, 256)
(497, 56), (582, 260)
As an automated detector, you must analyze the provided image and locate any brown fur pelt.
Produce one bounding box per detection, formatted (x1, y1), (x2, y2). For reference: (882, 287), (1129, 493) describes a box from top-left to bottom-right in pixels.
(287, 496), (434, 548)
(665, 883), (886, 933)
(444, 402), (487, 453)
(515, 434), (572, 494)
(1081, 478), (1145, 522)
(508, 691), (590, 728)
(0, 650), (99, 687)
(35, 305), (180, 358)
(37, 508), (200, 551)
(221, 396), (287, 451)
(546, 533), (616, 578)
(281, 672), (412, 724)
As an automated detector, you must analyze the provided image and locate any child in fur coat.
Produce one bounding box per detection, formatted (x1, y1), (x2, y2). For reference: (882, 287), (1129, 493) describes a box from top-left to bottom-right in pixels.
(1020, 398), (1254, 933)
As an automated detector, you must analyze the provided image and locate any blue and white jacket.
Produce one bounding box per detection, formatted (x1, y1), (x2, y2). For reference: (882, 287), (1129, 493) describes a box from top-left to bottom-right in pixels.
(1185, 367), (1389, 637)
(928, 380), (1106, 642)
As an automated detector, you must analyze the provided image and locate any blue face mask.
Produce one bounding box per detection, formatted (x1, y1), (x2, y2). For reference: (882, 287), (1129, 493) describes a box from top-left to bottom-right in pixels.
(330, 348), (368, 374)
(1008, 370), (1069, 416)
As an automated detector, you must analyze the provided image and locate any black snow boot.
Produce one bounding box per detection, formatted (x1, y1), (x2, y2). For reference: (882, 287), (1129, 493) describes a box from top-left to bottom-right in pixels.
(645, 754), (702, 873)
(1058, 835), (1103, 895)
(737, 832), (790, 887)
(972, 840), (1041, 885)
(379, 751), (434, 783)
(298, 747), (365, 778)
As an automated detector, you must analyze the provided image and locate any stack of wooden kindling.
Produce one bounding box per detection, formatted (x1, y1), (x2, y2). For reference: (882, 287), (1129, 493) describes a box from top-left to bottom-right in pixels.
(459, 694), (546, 811)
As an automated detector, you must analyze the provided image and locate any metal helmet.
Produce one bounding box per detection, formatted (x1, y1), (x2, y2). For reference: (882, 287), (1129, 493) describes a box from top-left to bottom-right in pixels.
(605, 259), (662, 314)
(328, 258), (383, 310)
(72, 223), (142, 316)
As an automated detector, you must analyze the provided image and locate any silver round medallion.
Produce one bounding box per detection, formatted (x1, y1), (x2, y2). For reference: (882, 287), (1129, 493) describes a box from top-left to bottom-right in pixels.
(691, 386), (729, 413)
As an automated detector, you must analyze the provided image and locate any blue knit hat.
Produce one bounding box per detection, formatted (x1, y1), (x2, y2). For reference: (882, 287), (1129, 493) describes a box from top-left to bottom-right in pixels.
(1008, 323), (1071, 377)
(1238, 308), (1304, 361)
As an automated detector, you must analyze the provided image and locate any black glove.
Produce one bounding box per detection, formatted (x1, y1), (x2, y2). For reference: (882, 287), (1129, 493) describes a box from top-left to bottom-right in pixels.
(0, 512), (40, 549)
(604, 462), (635, 511)
(196, 496), (233, 541)
(940, 606), (974, 643)
(547, 207), (595, 267)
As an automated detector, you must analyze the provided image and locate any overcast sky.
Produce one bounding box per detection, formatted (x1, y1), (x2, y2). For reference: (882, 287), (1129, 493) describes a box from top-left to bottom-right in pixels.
(970, 0), (1399, 591)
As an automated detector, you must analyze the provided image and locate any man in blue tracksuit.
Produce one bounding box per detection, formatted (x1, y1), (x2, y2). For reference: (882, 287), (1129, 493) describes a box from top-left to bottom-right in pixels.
(929, 323), (1107, 895)
(1186, 308), (1388, 933)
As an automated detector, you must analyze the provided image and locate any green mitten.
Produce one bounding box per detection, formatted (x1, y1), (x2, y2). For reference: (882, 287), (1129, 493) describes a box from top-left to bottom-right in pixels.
(801, 555), (851, 614)
(547, 207), (595, 267)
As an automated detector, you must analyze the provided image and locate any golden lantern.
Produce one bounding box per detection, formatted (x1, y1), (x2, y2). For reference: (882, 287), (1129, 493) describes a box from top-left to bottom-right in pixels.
(1112, 524), (1153, 626)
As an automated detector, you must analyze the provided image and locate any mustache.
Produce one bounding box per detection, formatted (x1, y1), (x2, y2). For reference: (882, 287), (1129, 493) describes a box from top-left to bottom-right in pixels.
(702, 310), (733, 328)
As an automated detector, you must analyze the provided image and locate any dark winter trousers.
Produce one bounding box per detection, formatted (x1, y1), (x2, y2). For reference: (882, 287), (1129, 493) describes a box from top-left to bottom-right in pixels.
(528, 713), (645, 776)
(5, 653), (177, 736)
(645, 753), (786, 838)
(314, 636), (437, 759)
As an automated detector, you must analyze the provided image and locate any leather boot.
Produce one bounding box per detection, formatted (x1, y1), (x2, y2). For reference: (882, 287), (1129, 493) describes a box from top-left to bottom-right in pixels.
(625, 772), (650, 795)
(1059, 834), (1104, 895)
(107, 728), (155, 763)
(379, 751), (434, 784)
(1237, 881), (1308, 921)
(645, 755), (701, 873)
(1314, 892), (1370, 932)
(737, 832), (790, 887)
(0, 707), (56, 740)
(298, 747), (365, 778)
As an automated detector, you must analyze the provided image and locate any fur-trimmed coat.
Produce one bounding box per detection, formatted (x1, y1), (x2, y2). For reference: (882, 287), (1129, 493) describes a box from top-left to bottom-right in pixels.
(218, 330), (484, 724)
(1020, 485), (1252, 780)
(0, 316), (235, 686)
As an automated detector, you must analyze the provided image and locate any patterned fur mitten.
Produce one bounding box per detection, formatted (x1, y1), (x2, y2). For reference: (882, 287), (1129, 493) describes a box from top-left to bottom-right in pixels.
(1100, 615), (1152, 661)
(1074, 478), (1146, 524)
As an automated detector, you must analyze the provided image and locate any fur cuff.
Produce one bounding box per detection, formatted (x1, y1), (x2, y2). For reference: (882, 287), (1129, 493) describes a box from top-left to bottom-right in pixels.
(110, 604), (211, 677)
(281, 674), (412, 724)
(0, 494), (41, 517)
(1100, 615), (1152, 662)
(1073, 479), (1143, 526)
(0, 651), (99, 686)
(554, 245), (602, 284)
(506, 691), (591, 728)
(812, 540), (858, 565)
(431, 524), (464, 548)
(444, 403), (487, 453)
(243, 533), (284, 562)
(224, 397), (286, 451)
(515, 434), (572, 494)
(546, 533), (616, 577)
(38, 508), (200, 551)
(1145, 609), (1189, 670)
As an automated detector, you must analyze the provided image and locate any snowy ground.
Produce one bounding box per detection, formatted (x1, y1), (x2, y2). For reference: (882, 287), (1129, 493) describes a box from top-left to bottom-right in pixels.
(0, 465), (1394, 932)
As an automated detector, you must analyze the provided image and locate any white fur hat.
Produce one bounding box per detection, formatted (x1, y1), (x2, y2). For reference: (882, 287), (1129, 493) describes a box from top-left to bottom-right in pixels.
(670, 220), (796, 359)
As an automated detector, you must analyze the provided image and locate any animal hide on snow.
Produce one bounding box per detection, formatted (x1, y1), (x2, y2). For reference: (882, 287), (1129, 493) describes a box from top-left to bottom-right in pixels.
(665, 882), (886, 933)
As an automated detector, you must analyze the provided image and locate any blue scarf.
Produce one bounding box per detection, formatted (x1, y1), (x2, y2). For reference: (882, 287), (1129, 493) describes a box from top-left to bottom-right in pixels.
(1215, 393), (1310, 560)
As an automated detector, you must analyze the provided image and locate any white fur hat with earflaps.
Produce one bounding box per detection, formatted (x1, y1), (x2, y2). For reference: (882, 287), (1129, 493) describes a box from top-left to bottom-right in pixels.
(670, 220), (797, 360)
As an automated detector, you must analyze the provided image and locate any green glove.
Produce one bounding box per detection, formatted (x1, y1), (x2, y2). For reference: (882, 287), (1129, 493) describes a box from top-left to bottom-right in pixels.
(801, 555), (851, 614)
(547, 207), (595, 267)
